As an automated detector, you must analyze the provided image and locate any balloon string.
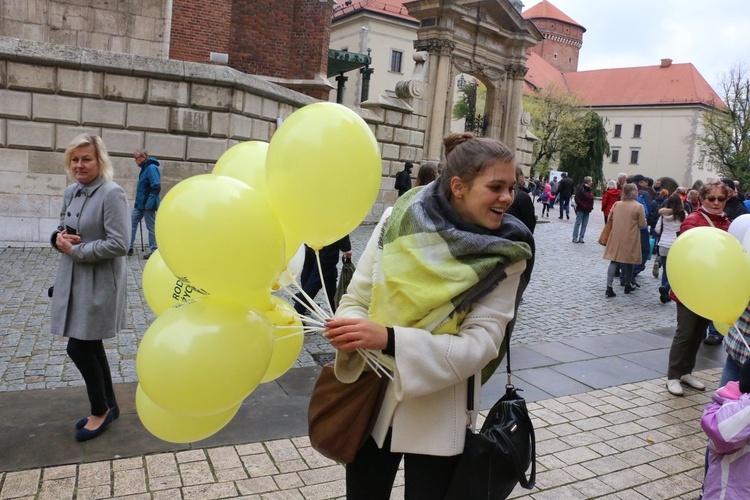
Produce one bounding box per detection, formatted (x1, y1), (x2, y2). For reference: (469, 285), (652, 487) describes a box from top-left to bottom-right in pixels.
(275, 331), (305, 342)
(279, 275), (391, 377)
(281, 280), (329, 324)
(314, 249), (335, 317)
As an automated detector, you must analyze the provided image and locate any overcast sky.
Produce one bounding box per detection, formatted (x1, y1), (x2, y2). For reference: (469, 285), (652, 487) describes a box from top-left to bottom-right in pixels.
(524, 0), (750, 94)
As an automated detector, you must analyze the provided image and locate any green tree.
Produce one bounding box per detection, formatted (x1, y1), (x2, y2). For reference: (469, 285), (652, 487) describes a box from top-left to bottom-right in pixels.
(523, 84), (588, 177)
(696, 64), (750, 187)
(559, 111), (610, 187)
(452, 80), (487, 120)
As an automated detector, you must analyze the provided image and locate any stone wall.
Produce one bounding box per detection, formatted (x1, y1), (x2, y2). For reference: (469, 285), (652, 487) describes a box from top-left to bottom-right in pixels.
(0, 0), (170, 59)
(0, 37), (424, 247)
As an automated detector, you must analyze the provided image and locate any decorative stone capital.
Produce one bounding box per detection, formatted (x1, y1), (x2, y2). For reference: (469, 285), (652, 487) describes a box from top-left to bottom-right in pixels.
(453, 58), (506, 83)
(414, 38), (455, 56)
(506, 64), (528, 80)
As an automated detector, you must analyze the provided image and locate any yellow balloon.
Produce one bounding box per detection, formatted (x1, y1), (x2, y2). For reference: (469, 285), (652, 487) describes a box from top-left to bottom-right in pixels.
(261, 296), (304, 383)
(142, 250), (209, 315)
(713, 322), (732, 335)
(136, 297), (274, 416)
(136, 384), (240, 443)
(213, 141), (269, 193)
(666, 227), (750, 323)
(155, 174), (285, 303)
(266, 102), (381, 250)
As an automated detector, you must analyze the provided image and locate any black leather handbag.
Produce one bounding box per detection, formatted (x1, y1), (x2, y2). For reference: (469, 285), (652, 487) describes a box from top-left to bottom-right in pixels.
(445, 334), (536, 499)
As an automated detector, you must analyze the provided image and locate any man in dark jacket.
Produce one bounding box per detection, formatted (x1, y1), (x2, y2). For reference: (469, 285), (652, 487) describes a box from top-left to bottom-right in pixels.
(721, 177), (749, 221)
(556, 172), (574, 219)
(506, 166), (536, 233)
(395, 161), (413, 197)
(572, 176), (594, 243)
(128, 149), (161, 259)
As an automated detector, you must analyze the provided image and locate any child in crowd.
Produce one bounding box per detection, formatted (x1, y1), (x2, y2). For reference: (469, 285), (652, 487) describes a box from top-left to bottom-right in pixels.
(539, 183), (554, 217)
(701, 355), (750, 499)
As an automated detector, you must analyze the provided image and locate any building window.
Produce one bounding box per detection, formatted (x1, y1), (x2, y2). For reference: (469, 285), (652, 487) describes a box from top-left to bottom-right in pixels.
(630, 150), (639, 164)
(390, 50), (403, 73)
(633, 124), (642, 138)
(553, 53), (558, 59)
(613, 124), (622, 138)
(341, 47), (348, 52)
(611, 149), (620, 163)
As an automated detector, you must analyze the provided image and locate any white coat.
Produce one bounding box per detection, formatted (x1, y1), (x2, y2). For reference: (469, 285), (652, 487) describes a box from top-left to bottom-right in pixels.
(334, 209), (527, 456)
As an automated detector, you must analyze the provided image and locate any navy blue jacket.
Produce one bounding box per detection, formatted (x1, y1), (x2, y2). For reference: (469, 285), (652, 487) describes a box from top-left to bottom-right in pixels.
(135, 157), (161, 210)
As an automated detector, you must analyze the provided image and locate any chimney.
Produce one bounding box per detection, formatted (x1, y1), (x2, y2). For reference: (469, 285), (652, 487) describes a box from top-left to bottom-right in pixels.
(660, 58), (673, 68)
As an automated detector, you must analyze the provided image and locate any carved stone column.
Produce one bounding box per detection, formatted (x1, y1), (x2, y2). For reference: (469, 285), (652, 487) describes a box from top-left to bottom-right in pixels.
(415, 38), (455, 161)
(503, 63), (528, 151)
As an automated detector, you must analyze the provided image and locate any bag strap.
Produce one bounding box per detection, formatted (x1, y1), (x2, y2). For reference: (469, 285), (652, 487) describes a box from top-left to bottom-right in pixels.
(466, 331), (511, 415)
(699, 211), (716, 227)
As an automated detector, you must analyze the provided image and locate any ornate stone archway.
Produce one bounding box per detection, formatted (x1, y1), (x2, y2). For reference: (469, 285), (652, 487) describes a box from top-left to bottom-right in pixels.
(400, 0), (541, 161)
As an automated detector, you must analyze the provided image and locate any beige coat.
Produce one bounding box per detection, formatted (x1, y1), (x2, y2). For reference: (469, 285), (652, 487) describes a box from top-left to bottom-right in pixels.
(603, 199), (646, 264)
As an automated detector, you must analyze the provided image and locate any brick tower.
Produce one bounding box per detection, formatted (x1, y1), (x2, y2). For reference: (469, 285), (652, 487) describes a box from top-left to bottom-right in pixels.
(523, 0), (585, 73)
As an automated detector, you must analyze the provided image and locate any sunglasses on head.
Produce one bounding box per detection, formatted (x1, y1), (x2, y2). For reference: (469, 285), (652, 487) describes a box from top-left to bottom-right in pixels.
(705, 196), (727, 203)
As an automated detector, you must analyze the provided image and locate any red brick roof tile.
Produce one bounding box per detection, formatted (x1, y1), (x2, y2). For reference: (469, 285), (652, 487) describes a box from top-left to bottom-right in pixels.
(564, 62), (725, 108)
(333, 0), (417, 23)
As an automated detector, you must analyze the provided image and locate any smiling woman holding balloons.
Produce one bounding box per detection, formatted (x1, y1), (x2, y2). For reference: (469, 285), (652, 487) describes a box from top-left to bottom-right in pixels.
(324, 132), (535, 499)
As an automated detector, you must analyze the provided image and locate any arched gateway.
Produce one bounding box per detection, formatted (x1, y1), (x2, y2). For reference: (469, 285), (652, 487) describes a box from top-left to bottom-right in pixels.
(396, 0), (541, 161)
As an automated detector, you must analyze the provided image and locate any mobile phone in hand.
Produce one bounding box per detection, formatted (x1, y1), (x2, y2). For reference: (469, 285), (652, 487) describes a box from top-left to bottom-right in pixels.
(65, 225), (77, 236)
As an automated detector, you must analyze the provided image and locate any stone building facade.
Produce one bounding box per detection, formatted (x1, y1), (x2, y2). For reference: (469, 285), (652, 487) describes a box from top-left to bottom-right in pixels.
(0, 38), (423, 246)
(0, 0), (171, 59)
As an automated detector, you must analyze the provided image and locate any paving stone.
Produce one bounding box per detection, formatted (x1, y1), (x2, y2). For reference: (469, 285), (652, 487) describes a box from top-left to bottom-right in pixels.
(113, 468), (147, 497)
(0, 470), (40, 498)
(179, 461), (215, 486)
(182, 482), (239, 500)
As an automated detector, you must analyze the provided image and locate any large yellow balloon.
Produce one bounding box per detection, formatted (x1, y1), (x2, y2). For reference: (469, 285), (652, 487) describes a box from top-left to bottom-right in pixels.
(136, 297), (274, 416)
(142, 250), (209, 315)
(261, 296), (304, 383)
(212, 141), (269, 193)
(666, 226), (750, 323)
(136, 384), (240, 443)
(266, 102), (381, 250)
(155, 174), (285, 304)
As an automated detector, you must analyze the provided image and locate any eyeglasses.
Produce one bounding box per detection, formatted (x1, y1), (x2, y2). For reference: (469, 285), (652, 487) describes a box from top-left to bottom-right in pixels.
(705, 197), (727, 203)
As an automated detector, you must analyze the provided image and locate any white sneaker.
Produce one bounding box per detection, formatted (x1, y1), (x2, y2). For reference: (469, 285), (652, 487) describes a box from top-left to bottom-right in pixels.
(680, 374), (706, 391)
(666, 379), (684, 396)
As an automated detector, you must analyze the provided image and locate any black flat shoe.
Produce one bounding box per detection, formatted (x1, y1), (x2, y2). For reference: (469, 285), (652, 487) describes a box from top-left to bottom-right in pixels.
(624, 285), (635, 294)
(75, 410), (114, 442)
(75, 405), (119, 430)
(605, 286), (616, 298)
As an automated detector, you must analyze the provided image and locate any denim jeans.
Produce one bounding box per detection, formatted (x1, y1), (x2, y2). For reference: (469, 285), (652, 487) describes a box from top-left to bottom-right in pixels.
(130, 207), (157, 253)
(558, 196), (570, 218)
(719, 355), (742, 387)
(572, 210), (589, 241)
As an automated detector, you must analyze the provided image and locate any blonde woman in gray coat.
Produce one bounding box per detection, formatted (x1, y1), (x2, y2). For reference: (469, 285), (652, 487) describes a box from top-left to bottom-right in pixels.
(51, 134), (129, 441)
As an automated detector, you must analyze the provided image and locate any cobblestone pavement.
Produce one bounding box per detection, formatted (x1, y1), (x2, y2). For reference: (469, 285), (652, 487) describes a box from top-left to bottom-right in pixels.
(0, 200), (676, 392)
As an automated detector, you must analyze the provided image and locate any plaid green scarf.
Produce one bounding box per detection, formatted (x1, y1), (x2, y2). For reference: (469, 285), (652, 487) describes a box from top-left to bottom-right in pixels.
(368, 182), (534, 336)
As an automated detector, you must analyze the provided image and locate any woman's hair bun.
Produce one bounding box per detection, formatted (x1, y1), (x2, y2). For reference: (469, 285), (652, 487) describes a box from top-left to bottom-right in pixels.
(443, 132), (475, 157)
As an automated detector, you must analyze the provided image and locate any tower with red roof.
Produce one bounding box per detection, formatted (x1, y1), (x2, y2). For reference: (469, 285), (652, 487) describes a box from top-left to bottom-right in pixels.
(523, 0), (585, 73)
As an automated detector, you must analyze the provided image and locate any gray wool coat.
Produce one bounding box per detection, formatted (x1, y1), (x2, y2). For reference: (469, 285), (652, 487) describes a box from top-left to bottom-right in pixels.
(50, 175), (130, 340)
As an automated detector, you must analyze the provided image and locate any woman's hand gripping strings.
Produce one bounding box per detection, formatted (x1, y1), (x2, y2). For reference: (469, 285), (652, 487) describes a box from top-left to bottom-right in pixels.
(324, 317), (388, 353)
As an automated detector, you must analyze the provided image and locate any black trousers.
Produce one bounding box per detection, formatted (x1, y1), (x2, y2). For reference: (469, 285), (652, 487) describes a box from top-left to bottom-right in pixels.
(346, 430), (461, 500)
(294, 245), (340, 315)
(66, 338), (117, 416)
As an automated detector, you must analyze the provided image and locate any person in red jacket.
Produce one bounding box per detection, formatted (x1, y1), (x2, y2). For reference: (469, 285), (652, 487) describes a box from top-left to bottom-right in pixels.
(601, 179), (622, 223)
(666, 181), (731, 396)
